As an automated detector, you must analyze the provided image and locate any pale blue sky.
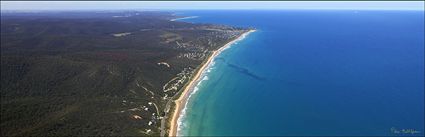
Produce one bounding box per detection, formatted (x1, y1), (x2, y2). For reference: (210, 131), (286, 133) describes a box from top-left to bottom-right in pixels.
(1, 1), (424, 11)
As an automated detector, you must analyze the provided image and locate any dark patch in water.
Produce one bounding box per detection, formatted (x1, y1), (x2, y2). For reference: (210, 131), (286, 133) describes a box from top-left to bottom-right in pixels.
(227, 63), (266, 81)
(214, 57), (265, 81)
(214, 57), (226, 62)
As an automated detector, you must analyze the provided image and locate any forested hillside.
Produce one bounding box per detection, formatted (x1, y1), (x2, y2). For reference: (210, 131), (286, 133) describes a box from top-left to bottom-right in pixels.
(1, 11), (248, 136)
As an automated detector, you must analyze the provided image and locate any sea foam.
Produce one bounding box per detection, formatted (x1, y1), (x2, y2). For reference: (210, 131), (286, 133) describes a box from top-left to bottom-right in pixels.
(176, 60), (216, 136)
(176, 38), (242, 135)
(176, 28), (254, 136)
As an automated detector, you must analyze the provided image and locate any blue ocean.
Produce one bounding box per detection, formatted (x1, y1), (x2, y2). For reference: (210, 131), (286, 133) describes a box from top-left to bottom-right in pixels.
(176, 10), (424, 136)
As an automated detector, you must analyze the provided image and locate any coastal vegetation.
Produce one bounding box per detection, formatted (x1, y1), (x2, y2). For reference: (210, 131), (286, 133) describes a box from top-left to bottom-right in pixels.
(1, 11), (249, 136)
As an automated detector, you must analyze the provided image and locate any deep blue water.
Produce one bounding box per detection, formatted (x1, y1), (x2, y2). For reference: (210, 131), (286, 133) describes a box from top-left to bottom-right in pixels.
(177, 10), (424, 136)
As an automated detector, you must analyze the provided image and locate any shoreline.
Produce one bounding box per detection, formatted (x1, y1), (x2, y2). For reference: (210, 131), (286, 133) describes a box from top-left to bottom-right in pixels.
(168, 29), (256, 136)
(170, 16), (198, 21)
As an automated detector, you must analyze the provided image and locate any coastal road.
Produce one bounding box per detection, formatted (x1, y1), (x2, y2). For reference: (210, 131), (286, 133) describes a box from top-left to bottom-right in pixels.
(160, 94), (177, 137)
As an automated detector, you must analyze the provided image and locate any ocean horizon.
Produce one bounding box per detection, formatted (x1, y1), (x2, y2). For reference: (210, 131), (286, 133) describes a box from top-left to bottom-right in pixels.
(176, 10), (424, 136)
(1, 1), (424, 136)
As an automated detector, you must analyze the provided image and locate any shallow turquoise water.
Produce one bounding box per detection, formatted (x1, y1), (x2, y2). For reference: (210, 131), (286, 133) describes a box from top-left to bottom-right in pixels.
(177, 10), (424, 136)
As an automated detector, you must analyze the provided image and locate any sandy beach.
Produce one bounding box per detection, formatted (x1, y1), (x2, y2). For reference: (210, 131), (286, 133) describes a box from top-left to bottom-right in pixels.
(168, 29), (256, 137)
